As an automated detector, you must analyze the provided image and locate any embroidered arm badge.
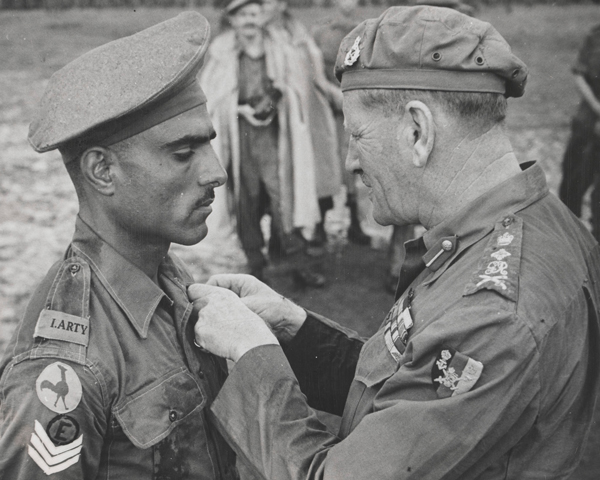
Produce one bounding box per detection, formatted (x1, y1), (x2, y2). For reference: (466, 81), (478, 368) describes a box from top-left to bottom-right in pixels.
(28, 419), (82, 475)
(431, 347), (483, 398)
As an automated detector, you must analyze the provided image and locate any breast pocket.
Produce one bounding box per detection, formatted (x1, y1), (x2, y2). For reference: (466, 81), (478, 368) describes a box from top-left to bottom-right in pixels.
(114, 367), (206, 449)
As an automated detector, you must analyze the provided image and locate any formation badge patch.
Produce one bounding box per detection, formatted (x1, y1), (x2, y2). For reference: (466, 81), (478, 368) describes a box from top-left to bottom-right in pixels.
(35, 362), (82, 414)
(431, 347), (483, 398)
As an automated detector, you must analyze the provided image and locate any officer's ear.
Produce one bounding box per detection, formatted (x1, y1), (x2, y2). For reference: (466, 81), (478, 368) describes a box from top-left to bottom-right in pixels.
(80, 146), (115, 196)
(404, 100), (435, 168)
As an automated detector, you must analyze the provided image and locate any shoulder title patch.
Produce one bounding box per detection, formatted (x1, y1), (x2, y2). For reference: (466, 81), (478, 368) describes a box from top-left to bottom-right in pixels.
(34, 310), (90, 346)
(431, 347), (483, 398)
(463, 215), (523, 302)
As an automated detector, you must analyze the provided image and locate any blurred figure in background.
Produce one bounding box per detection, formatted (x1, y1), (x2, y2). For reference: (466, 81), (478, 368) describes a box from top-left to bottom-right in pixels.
(312, 0), (371, 247)
(200, 0), (326, 287)
(263, 0), (343, 248)
(559, 22), (600, 241)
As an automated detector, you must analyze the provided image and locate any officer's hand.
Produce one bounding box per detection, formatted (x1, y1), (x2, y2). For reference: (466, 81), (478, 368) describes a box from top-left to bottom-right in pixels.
(188, 284), (279, 362)
(205, 274), (307, 343)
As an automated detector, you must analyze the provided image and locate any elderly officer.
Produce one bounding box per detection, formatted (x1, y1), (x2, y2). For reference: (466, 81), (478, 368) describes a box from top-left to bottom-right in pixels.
(0, 13), (238, 480)
(188, 6), (600, 480)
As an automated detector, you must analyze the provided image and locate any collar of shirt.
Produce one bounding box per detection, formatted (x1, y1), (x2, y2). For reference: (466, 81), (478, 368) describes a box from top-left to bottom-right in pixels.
(416, 161), (548, 284)
(68, 216), (192, 338)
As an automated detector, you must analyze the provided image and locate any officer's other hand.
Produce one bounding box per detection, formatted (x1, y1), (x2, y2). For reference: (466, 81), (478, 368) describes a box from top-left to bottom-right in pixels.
(205, 274), (307, 343)
(188, 283), (279, 362)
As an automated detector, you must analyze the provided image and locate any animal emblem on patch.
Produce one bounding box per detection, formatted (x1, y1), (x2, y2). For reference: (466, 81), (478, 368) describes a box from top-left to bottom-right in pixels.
(344, 36), (361, 66)
(490, 249), (511, 261)
(431, 347), (483, 398)
(35, 362), (82, 414)
(28, 419), (82, 475)
(497, 232), (514, 247)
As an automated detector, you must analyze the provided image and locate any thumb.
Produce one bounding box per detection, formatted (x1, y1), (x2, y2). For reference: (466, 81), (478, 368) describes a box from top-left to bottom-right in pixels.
(187, 283), (223, 308)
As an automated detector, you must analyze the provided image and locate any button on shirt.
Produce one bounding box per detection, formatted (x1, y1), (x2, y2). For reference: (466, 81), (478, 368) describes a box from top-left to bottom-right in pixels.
(209, 162), (600, 480)
(0, 217), (237, 480)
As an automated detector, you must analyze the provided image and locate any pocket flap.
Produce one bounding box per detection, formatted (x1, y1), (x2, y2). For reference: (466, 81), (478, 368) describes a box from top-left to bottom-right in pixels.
(114, 367), (206, 448)
(354, 330), (398, 388)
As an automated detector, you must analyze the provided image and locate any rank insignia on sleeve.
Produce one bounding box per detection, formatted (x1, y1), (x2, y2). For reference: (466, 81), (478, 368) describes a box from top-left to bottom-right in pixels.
(35, 362), (83, 414)
(463, 215), (523, 302)
(431, 347), (483, 398)
(28, 419), (82, 475)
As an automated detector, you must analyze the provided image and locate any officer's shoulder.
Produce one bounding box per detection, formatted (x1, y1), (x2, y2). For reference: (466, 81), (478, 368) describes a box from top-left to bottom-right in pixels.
(463, 213), (523, 304)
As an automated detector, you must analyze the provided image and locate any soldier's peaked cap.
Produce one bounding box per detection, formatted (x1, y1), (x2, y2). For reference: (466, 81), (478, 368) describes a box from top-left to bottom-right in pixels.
(29, 12), (211, 154)
(335, 6), (528, 98)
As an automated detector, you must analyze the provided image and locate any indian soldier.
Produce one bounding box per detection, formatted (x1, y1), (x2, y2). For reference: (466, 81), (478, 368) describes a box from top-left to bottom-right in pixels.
(189, 6), (600, 479)
(0, 13), (238, 479)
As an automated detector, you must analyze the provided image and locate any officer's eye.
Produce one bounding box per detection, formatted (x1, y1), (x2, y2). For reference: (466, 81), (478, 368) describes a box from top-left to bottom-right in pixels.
(173, 149), (195, 161)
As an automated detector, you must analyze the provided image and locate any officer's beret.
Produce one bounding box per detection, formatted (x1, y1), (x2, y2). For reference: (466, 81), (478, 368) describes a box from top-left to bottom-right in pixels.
(335, 6), (528, 98)
(225, 0), (262, 15)
(414, 0), (474, 15)
(28, 12), (211, 154)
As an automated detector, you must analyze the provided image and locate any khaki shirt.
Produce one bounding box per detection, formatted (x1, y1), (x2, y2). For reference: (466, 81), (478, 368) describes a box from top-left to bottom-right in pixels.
(0, 218), (237, 479)
(210, 162), (600, 480)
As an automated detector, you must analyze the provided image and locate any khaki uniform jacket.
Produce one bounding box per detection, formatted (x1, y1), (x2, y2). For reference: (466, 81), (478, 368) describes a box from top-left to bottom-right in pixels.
(209, 162), (600, 480)
(0, 218), (237, 480)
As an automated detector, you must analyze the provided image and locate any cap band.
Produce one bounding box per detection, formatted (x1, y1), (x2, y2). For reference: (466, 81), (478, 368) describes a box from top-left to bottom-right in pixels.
(341, 69), (506, 94)
(96, 80), (207, 147)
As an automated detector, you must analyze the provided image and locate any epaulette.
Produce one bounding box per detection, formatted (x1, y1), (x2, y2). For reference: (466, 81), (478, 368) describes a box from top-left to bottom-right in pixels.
(33, 256), (91, 351)
(463, 214), (523, 302)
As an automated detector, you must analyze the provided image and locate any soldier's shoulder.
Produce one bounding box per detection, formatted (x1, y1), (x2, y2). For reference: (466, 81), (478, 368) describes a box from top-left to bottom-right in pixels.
(12, 254), (93, 365)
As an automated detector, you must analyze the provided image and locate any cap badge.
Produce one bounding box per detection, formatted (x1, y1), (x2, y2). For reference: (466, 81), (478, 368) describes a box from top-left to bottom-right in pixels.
(344, 36), (361, 67)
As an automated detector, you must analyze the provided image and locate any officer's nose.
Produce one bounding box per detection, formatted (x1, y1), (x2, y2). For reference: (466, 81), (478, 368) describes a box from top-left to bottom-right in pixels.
(345, 141), (360, 174)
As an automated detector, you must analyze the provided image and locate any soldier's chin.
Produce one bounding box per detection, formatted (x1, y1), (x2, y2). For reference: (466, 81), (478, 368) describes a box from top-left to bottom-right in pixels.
(176, 224), (209, 246)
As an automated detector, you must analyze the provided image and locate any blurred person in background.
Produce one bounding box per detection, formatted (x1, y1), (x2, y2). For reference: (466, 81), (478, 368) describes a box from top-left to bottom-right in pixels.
(312, 0), (371, 247)
(263, 0), (343, 248)
(200, 0), (327, 287)
(559, 22), (600, 242)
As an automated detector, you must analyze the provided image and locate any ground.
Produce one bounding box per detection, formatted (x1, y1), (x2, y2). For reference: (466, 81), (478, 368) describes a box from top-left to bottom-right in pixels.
(0, 3), (599, 477)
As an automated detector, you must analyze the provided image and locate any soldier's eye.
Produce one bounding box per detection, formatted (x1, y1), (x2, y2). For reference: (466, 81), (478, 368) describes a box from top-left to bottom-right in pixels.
(173, 149), (194, 161)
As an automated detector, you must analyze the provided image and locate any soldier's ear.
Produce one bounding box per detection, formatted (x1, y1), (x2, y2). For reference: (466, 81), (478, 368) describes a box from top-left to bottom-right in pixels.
(80, 147), (115, 196)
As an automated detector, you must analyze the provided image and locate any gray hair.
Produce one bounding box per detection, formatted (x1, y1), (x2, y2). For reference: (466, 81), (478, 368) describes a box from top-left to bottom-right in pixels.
(354, 89), (507, 126)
